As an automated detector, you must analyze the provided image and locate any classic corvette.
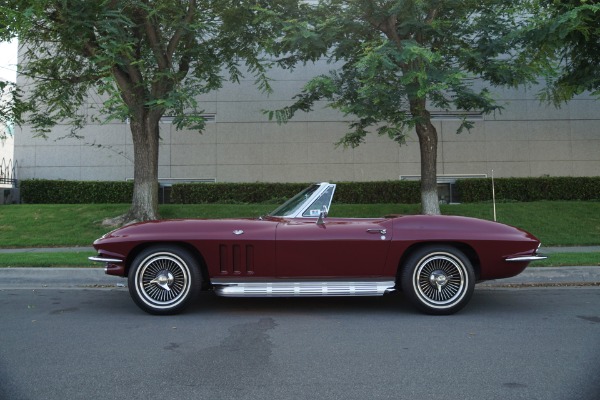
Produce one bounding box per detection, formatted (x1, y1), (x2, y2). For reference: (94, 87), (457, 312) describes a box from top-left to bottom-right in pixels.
(90, 182), (546, 315)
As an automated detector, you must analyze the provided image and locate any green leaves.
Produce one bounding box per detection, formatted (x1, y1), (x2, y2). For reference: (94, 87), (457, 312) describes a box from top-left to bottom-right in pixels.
(170, 181), (422, 204)
(270, 0), (541, 146)
(0, 81), (29, 134)
(20, 180), (134, 204)
(524, 1), (600, 103)
(4, 0), (305, 134)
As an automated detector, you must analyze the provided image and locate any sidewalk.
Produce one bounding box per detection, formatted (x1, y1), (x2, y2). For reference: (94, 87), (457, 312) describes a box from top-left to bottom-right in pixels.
(0, 247), (95, 253)
(0, 267), (127, 289)
(543, 246), (600, 254)
(482, 266), (600, 287)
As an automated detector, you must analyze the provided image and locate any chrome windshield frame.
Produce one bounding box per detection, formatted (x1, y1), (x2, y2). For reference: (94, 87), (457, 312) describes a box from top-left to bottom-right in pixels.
(268, 182), (336, 218)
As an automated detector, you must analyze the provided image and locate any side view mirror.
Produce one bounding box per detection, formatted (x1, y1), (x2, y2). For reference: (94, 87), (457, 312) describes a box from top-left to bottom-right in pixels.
(317, 205), (328, 226)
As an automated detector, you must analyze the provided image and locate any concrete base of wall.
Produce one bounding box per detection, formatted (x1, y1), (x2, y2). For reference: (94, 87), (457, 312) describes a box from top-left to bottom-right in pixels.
(0, 187), (19, 204)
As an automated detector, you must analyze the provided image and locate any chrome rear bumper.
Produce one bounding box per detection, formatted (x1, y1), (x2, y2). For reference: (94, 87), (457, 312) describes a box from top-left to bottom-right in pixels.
(505, 254), (547, 262)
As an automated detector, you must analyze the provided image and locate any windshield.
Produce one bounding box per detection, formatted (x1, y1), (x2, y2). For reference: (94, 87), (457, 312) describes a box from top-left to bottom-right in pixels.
(268, 184), (322, 217)
(302, 185), (335, 217)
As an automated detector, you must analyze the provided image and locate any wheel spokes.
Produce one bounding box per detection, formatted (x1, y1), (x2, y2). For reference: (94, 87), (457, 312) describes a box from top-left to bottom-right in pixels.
(139, 254), (189, 305)
(416, 254), (466, 305)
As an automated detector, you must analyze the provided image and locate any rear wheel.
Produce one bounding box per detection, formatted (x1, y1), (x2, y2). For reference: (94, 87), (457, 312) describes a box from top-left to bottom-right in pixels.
(128, 245), (201, 315)
(400, 245), (475, 315)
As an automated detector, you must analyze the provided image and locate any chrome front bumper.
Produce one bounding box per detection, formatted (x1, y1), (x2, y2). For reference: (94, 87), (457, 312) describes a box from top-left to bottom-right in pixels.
(89, 256), (123, 264)
(89, 255), (126, 276)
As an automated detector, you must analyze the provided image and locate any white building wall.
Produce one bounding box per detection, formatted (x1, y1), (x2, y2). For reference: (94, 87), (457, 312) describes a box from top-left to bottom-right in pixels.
(13, 62), (600, 183)
(0, 128), (13, 161)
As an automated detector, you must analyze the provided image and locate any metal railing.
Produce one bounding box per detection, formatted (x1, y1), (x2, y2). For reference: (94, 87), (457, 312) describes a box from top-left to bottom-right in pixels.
(0, 158), (17, 186)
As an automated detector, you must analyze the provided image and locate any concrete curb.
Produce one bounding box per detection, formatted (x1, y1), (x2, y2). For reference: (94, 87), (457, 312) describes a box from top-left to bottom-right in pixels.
(0, 268), (126, 289)
(483, 266), (600, 285)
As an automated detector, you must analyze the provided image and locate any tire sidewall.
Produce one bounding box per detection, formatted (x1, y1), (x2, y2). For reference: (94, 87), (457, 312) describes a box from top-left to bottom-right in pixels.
(401, 245), (475, 315)
(128, 245), (201, 315)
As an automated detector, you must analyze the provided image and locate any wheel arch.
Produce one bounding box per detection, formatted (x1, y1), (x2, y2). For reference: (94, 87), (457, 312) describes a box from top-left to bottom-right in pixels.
(125, 242), (210, 287)
(395, 241), (481, 286)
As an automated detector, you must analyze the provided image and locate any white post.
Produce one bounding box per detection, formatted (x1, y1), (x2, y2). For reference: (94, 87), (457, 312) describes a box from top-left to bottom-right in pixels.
(492, 169), (497, 222)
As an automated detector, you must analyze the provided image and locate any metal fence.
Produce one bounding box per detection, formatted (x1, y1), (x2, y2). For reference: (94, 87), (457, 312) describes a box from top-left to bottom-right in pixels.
(0, 158), (17, 186)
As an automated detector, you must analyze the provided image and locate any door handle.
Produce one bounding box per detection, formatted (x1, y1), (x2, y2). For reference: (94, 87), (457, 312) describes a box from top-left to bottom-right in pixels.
(367, 229), (386, 235)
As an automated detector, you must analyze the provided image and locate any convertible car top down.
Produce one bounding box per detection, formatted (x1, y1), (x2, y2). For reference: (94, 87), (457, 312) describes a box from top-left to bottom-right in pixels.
(90, 182), (546, 315)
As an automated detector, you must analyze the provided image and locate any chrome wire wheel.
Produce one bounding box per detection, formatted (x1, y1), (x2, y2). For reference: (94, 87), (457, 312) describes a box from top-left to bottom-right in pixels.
(401, 246), (475, 315)
(136, 252), (190, 308)
(414, 253), (467, 308)
(129, 246), (201, 315)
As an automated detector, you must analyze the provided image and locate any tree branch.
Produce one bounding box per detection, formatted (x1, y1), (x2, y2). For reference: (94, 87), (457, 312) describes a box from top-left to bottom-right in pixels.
(139, 0), (169, 71)
(364, 12), (407, 68)
(426, 7), (438, 25)
(166, 0), (196, 65)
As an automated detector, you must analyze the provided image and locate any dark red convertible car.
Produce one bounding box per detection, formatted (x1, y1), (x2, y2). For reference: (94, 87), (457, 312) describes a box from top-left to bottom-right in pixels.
(90, 182), (546, 315)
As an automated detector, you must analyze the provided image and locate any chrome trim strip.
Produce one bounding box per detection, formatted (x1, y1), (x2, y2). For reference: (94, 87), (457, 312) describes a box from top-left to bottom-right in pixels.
(89, 256), (123, 263)
(213, 280), (396, 297)
(505, 255), (547, 262)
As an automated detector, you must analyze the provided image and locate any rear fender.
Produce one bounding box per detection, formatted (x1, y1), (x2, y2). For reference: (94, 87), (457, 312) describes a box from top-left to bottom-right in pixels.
(395, 242), (481, 286)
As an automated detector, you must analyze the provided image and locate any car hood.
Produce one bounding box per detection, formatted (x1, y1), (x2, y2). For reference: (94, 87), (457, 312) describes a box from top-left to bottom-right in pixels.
(98, 218), (263, 240)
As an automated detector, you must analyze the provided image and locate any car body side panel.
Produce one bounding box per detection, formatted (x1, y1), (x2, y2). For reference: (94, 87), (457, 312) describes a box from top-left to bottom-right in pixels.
(383, 215), (540, 280)
(94, 219), (279, 278)
(94, 214), (541, 283)
(188, 220), (278, 278)
(274, 218), (393, 277)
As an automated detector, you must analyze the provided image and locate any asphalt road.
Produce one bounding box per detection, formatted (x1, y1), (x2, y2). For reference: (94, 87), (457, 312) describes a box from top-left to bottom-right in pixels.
(1, 287), (599, 400)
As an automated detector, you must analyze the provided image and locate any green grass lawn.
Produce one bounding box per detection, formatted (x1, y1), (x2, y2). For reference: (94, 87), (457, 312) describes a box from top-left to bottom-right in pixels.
(440, 201), (600, 247)
(0, 201), (599, 267)
(0, 204), (130, 248)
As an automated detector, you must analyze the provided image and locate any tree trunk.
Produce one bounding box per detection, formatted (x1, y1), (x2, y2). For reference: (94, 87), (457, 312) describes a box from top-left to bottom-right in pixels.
(410, 99), (441, 215)
(124, 112), (161, 222)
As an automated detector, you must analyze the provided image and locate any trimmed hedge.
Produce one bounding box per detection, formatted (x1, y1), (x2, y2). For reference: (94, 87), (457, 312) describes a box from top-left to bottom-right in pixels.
(19, 177), (600, 204)
(334, 181), (421, 204)
(20, 179), (133, 204)
(456, 177), (600, 202)
(170, 182), (309, 204)
(170, 181), (422, 204)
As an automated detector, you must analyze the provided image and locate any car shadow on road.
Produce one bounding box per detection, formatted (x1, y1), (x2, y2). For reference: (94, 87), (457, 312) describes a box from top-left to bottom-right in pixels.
(186, 290), (416, 316)
(185, 287), (546, 317)
(90, 286), (546, 317)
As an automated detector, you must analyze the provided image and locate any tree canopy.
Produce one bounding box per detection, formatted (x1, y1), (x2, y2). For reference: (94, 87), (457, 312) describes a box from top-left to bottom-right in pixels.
(0, 0), (303, 222)
(3, 1), (597, 218)
(525, 0), (600, 103)
(0, 81), (19, 141)
(269, 0), (542, 214)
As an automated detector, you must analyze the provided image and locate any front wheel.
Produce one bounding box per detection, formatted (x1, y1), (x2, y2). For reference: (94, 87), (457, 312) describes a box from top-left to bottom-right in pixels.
(400, 245), (475, 315)
(128, 245), (201, 315)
